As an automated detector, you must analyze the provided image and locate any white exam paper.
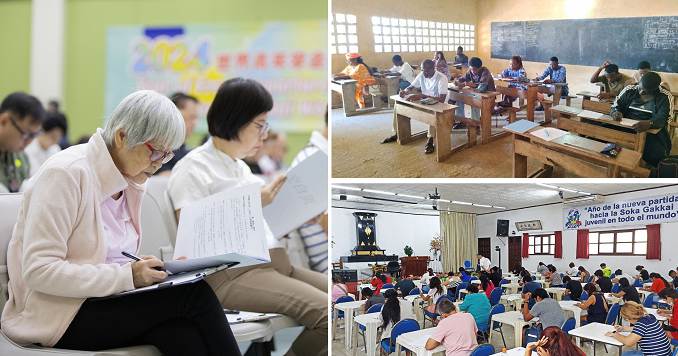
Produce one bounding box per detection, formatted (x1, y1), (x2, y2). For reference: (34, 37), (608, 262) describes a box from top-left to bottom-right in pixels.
(530, 127), (568, 141)
(263, 151), (328, 239)
(173, 183), (269, 261)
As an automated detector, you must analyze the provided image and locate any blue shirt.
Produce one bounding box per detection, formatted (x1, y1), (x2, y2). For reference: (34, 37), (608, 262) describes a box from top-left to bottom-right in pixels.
(459, 293), (491, 331)
(501, 67), (527, 90)
(632, 314), (672, 356)
(538, 65), (569, 95)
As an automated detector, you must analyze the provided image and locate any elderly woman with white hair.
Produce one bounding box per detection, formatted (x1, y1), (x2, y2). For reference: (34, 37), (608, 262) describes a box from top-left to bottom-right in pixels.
(1, 90), (241, 356)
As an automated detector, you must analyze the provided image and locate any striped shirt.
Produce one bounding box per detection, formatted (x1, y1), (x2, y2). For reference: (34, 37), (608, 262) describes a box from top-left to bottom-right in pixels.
(288, 131), (328, 273)
(632, 314), (672, 356)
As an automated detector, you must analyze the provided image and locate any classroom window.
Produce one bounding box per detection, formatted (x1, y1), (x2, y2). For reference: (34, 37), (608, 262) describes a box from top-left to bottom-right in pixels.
(331, 13), (358, 55)
(588, 228), (647, 256)
(528, 234), (555, 256)
(371, 17), (474, 53)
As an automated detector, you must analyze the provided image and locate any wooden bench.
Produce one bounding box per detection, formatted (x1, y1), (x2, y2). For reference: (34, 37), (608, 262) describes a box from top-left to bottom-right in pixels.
(494, 86), (527, 124)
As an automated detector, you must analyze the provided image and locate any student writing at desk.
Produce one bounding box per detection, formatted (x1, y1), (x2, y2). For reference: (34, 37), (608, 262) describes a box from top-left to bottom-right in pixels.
(381, 59), (448, 154)
(333, 52), (377, 109)
(496, 55), (527, 109)
(452, 57), (496, 128)
(610, 72), (673, 168)
(433, 51), (450, 79)
(383, 54), (415, 90)
(535, 56), (569, 111)
(589, 61), (635, 102)
(634, 61), (671, 91)
(454, 46), (469, 67)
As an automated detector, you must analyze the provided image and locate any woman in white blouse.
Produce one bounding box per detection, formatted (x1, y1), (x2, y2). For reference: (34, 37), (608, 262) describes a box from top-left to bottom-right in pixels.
(168, 78), (328, 356)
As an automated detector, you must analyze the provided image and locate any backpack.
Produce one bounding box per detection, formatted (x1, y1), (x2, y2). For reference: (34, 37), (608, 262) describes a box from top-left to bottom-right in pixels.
(523, 325), (543, 347)
(653, 156), (678, 177)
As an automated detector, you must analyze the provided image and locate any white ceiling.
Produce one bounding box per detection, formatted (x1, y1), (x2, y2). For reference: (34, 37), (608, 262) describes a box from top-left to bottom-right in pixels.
(331, 183), (676, 214)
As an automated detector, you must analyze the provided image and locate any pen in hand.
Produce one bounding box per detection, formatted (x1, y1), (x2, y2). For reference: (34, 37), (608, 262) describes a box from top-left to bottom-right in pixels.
(122, 251), (166, 272)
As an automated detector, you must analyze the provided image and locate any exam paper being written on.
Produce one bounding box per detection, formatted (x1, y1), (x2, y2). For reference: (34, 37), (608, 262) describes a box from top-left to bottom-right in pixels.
(173, 183), (269, 261)
(263, 150), (328, 239)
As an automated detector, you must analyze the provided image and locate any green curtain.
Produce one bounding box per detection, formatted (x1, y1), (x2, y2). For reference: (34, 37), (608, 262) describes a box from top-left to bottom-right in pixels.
(440, 211), (477, 273)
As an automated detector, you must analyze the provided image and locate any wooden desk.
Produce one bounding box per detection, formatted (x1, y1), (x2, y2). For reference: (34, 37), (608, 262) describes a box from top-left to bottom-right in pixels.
(447, 84), (500, 145)
(391, 95), (458, 162)
(331, 79), (358, 117)
(509, 126), (645, 178)
(400, 256), (430, 277)
(373, 74), (401, 108)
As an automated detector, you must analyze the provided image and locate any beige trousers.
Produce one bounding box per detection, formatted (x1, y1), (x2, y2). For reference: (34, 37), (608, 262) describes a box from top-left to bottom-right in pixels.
(206, 248), (328, 356)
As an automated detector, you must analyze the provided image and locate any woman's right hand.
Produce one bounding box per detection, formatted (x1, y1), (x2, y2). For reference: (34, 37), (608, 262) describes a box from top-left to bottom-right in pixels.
(261, 174), (287, 207)
(131, 256), (168, 288)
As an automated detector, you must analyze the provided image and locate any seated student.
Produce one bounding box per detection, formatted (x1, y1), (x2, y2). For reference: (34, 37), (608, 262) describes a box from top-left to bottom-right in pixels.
(612, 277), (641, 304)
(1, 90), (241, 355)
(566, 262), (579, 277)
(479, 274), (495, 299)
(363, 287), (386, 312)
(454, 46), (469, 66)
(534, 56), (569, 110)
(612, 269), (635, 284)
(421, 268), (436, 286)
(577, 283), (609, 324)
(644, 272), (671, 294)
(636, 265), (651, 282)
(381, 59), (447, 154)
(433, 51), (450, 79)
(563, 276), (583, 301)
(453, 57), (496, 128)
(605, 301), (673, 356)
(578, 266), (591, 282)
(497, 55), (528, 108)
(489, 266), (503, 287)
(420, 276), (444, 313)
(167, 78), (328, 355)
(522, 288), (565, 330)
(459, 266), (473, 283)
(443, 271), (462, 296)
(610, 72), (673, 168)
(378, 289), (401, 348)
(24, 112), (66, 177)
(537, 262), (549, 276)
(332, 274), (350, 302)
(669, 270), (678, 288)
(525, 326), (586, 356)
(459, 284), (491, 331)
(155, 92), (198, 175)
(546, 265), (563, 287)
(590, 62), (635, 102)
(385, 54), (416, 90)
(594, 269), (612, 293)
(333, 52), (377, 109)
(600, 263), (612, 278)
(657, 288), (678, 343)
(634, 61), (671, 91)
(394, 274), (416, 297)
(370, 272), (388, 295)
(0, 92), (45, 192)
(425, 298), (478, 355)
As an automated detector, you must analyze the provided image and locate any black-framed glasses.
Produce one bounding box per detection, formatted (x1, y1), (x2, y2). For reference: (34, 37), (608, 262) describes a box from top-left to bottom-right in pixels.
(9, 115), (41, 141)
(144, 143), (174, 164)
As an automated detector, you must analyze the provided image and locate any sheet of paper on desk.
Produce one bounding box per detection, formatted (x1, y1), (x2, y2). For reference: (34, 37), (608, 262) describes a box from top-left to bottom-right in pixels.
(263, 150), (328, 239)
(504, 119), (540, 133)
(530, 127), (568, 141)
(173, 183), (269, 261)
(552, 105), (582, 115)
(578, 110), (606, 120)
(225, 311), (279, 324)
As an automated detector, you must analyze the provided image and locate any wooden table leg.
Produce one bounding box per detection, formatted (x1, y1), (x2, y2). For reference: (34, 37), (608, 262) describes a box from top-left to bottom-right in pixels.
(553, 85), (563, 106)
(396, 111), (413, 145)
(527, 86), (536, 122)
(342, 82), (357, 117)
(513, 135), (528, 178)
(480, 96), (493, 144)
(435, 112), (453, 162)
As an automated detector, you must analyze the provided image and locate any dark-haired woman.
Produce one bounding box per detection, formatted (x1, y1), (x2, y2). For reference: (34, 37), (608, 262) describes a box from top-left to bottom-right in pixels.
(168, 77), (328, 356)
(333, 53), (377, 109)
(611, 277), (641, 304)
(577, 283), (608, 324)
(421, 276), (444, 314)
(379, 289), (401, 348)
(497, 55), (527, 110)
(433, 51), (450, 79)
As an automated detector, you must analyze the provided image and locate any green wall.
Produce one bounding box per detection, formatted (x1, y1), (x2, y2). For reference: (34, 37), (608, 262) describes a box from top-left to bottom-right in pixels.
(64, 0), (326, 161)
(0, 0), (31, 100)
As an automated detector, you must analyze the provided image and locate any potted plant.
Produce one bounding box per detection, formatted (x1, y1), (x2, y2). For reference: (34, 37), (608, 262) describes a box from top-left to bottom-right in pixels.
(404, 245), (413, 257)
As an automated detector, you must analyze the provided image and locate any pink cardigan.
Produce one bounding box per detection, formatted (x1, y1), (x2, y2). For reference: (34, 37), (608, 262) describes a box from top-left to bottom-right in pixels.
(1, 129), (144, 347)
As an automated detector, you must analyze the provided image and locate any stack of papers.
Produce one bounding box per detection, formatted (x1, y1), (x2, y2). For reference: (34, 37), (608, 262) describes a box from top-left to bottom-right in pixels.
(225, 311), (280, 324)
(578, 110), (606, 120)
(530, 128), (568, 141)
(551, 105), (581, 115)
(504, 119), (540, 134)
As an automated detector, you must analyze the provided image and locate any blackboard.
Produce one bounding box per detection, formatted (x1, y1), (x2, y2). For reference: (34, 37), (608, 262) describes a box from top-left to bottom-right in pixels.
(491, 17), (678, 72)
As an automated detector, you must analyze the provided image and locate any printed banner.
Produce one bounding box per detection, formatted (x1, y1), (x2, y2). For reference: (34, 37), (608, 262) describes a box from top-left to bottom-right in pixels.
(563, 193), (678, 230)
(105, 22), (327, 133)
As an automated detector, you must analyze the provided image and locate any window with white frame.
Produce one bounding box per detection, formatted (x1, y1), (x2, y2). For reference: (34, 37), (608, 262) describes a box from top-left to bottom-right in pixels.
(371, 16), (475, 53)
(528, 234), (555, 256)
(331, 13), (358, 55)
(588, 229), (647, 256)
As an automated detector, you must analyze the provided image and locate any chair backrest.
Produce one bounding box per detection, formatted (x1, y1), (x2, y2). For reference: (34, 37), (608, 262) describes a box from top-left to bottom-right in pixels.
(500, 279), (510, 286)
(488, 303), (505, 331)
(580, 291), (589, 301)
(611, 283), (621, 293)
(456, 282), (469, 300)
(366, 303), (383, 314)
(633, 278), (643, 288)
(489, 287), (503, 306)
(382, 283), (394, 289)
(390, 318), (420, 345)
(0, 193), (23, 311)
(470, 343), (495, 356)
(139, 176), (178, 261)
(606, 303), (621, 325)
(464, 260), (472, 269)
(422, 285), (430, 293)
(335, 295), (354, 304)
(408, 288), (421, 296)
(561, 317), (576, 335)
(586, 276), (594, 283)
(643, 293), (657, 308)
(524, 281), (541, 294)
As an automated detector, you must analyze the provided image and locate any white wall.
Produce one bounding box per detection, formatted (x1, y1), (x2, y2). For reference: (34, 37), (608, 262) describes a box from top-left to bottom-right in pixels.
(331, 207), (440, 261)
(477, 186), (678, 278)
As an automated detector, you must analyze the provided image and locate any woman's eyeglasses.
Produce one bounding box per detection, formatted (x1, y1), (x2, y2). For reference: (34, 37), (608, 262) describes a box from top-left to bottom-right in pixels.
(253, 121), (270, 138)
(144, 143), (174, 164)
(9, 115), (41, 141)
